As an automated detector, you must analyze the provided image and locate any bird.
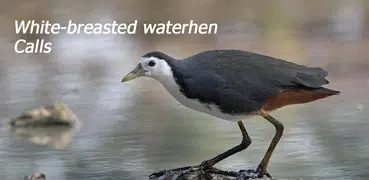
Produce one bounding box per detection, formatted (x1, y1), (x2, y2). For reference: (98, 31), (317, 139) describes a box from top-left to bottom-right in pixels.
(121, 49), (340, 178)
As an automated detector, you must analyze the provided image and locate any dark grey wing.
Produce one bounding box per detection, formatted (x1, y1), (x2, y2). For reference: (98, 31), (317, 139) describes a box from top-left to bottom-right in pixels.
(294, 67), (328, 88)
(177, 50), (329, 114)
(196, 50), (329, 87)
(185, 50), (329, 88)
(179, 71), (261, 114)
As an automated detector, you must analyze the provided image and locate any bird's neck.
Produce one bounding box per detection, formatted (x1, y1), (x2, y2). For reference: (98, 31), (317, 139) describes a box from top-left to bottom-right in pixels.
(153, 59), (185, 99)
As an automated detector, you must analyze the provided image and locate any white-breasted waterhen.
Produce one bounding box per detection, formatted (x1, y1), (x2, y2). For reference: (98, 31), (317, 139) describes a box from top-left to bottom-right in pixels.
(121, 50), (340, 179)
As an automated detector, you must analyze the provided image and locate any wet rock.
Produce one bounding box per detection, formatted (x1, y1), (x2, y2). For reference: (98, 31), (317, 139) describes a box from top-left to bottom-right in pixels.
(150, 170), (232, 180)
(24, 173), (45, 180)
(9, 103), (78, 127)
(149, 167), (271, 180)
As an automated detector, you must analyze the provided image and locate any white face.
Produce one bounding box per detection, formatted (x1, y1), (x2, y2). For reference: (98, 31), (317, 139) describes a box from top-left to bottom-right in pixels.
(139, 56), (173, 82)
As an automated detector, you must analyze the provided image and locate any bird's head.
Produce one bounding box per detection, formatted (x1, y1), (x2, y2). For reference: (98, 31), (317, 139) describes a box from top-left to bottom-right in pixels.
(121, 51), (175, 83)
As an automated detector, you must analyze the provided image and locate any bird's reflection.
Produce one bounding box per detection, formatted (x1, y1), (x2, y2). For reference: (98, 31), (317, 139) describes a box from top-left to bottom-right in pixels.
(10, 125), (79, 149)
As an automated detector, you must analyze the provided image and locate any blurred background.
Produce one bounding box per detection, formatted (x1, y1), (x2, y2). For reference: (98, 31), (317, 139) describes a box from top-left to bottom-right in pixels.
(0, 0), (369, 179)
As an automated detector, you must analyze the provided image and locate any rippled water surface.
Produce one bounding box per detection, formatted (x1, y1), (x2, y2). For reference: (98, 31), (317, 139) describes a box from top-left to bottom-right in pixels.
(0, 1), (369, 180)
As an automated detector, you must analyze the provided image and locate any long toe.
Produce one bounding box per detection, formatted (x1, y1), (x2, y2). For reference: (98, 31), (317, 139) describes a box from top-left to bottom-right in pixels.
(255, 167), (272, 179)
(149, 166), (195, 179)
(236, 169), (273, 180)
(199, 160), (214, 170)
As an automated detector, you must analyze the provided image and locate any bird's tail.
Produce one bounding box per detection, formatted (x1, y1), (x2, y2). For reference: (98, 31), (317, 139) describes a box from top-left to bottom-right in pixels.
(263, 87), (340, 111)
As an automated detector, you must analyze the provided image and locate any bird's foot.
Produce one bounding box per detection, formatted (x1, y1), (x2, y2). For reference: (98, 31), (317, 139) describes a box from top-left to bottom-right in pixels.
(149, 160), (221, 179)
(150, 165), (208, 179)
(235, 168), (272, 180)
(149, 166), (239, 180)
(198, 159), (215, 170)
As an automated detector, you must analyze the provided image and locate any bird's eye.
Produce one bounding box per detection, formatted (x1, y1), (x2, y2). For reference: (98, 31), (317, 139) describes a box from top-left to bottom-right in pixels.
(148, 60), (156, 67)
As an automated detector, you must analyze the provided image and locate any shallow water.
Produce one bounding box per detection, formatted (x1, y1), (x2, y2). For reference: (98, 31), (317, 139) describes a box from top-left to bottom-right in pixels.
(0, 1), (369, 180)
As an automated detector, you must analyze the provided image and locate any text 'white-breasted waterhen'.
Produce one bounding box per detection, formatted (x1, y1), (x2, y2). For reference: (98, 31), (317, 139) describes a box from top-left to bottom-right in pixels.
(121, 49), (340, 179)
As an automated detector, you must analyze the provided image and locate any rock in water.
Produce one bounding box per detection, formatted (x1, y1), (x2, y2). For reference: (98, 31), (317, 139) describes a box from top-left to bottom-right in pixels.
(24, 173), (46, 180)
(10, 126), (78, 149)
(9, 103), (78, 127)
(149, 167), (272, 180)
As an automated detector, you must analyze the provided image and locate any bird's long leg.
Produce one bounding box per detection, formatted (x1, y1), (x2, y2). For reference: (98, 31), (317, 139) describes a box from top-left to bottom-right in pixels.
(149, 121), (251, 178)
(199, 120), (252, 169)
(256, 109), (284, 177)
